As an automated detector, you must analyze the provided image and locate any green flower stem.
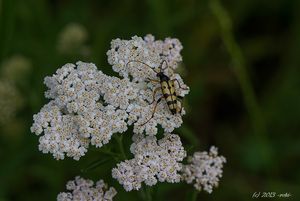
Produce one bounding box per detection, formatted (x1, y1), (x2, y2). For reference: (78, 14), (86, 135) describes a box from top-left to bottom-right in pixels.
(115, 134), (127, 160)
(0, 0), (16, 60)
(81, 158), (111, 173)
(146, 186), (152, 201)
(191, 189), (199, 201)
(210, 0), (266, 137)
(141, 185), (152, 201)
(98, 149), (120, 161)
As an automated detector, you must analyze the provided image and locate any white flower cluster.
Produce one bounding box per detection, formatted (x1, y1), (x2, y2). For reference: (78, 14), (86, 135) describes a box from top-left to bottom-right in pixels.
(181, 146), (226, 193)
(0, 55), (30, 125)
(107, 35), (189, 135)
(57, 23), (89, 56)
(0, 80), (23, 124)
(1, 55), (31, 82)
(57, 176), (117, 201)
(33, 35), (226, 196)
(107, 35), (183, 80)
(31, 61), (137, 160)
(112, 133), (186, 191)
(31, 35), (190, 160)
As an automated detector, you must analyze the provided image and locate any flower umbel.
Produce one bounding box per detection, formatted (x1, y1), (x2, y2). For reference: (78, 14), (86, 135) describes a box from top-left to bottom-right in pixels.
(31, 35), (226, 199)
(1, 55), (31, 82)
(0, 80), (23, 124)
(31, 35), (190, 160)
(107, 35), (190, 135)
(112, 133), (186, 191)
(57, 23), (89, 56)
(181, 146), (226, 193)
(31, 61), (135, 160)
(57, 176), (117, 201)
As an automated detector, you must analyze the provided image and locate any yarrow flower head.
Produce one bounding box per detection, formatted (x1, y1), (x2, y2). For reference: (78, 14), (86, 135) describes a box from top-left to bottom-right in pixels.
(107, 35), (183, 79)
(32, 35), (226, 198)
(107, 35), (190, 135)
(0, 80), (23, 124)
(31, 35), (190, 160)
(57, 23), (89, 56)
(0, 55), (29, 125)
(112, 133), (186, 191)
(181, 146), (226, 193)
(57, 176), (117, 201)
(31, 61), (137, 160)
(1, 55), (31, 82)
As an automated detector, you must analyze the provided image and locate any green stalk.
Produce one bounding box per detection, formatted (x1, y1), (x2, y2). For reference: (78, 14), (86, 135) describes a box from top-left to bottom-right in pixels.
(191, 189), (198, 201)
(0, 0), (16, 60)
(210, 0), (266, 137)
(115, 134), (127, 160)
(141, 185), (152, 201)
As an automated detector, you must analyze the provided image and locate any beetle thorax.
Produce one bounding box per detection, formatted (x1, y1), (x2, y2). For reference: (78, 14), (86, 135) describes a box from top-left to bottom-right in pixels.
(157, 72), (169, 82)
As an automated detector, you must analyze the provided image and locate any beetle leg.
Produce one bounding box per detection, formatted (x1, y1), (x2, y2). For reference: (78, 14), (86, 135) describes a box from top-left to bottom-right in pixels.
(150, 87), (162, 104)
(176, 97), (183, 114)
(171, 79), (189, 90)
(146, 78), (160, 84)
(139, 97), (162, 126)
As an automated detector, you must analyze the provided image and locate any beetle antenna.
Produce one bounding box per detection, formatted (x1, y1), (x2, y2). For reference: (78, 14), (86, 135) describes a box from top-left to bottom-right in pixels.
(160, 60), (169, 72)
(126, 60), (159, 74)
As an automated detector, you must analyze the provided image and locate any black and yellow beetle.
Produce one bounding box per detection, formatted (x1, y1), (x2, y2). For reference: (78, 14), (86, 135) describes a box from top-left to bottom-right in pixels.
(126, 60), (188, 125)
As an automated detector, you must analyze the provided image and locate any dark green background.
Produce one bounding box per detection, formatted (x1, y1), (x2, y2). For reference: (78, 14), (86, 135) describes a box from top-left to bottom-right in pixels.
(0, 0), (299, 200)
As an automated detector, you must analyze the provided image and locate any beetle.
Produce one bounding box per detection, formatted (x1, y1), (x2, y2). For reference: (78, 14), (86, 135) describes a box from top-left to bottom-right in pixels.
(126, 60), (188, 126)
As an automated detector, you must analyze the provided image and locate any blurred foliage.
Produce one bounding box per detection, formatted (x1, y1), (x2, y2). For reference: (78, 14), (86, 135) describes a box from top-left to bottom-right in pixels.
(0, 0), (300, 200)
